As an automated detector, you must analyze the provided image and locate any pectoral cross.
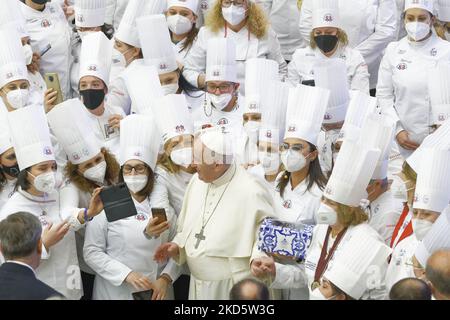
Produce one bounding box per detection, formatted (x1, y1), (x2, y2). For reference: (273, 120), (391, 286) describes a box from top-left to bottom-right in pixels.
(194, 227), (206, 249)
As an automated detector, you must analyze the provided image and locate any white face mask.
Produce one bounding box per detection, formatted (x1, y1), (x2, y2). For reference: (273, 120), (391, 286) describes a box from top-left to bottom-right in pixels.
(171, 147), (193, 168)
(6, 89), (30, 109)
(167, 14), (193, 35)
(222, 5), (247, 26)
(412, 218), (433, 241)
(280, 150), (308, 173)
(23, 44), (33, 65)
(83, 161), (107, 184)
(29, 171), (56, 194)
(315, 203), (338, 225)
(258, 151), (280, 175)
(124, 175), (148, 193)
(405, 21), (431, 41)
(162, 83), (179, 95)
(208, 92), (233, 111)
(309, 288), (336, 300)
(112, 48), (127, 68)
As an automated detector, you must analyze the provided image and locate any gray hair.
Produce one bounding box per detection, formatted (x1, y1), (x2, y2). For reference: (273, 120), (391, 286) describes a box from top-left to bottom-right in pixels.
(0, 212), (42, 260)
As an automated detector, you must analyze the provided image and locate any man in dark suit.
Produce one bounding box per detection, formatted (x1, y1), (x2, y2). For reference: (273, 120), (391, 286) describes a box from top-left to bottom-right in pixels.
(0, 212), (62, 300)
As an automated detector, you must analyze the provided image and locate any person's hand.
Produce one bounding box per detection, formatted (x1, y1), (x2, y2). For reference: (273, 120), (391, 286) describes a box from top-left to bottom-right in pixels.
(44, 88), (58, 113)
(125, 271), (154, 291)
(197, 74), (206, 89)
(145, 217), (170, 238)
(87, 187), (104, 218)
(27, 52), (41, 74)
(396, 130), (420, 150)
(62, 0), (75, 19)
(42, 220), (70, 250)
(153, 242), (180, 263)
(151, 276), (170, 300)
(251, 256), (276, 279)
(108, 114), (123, 130)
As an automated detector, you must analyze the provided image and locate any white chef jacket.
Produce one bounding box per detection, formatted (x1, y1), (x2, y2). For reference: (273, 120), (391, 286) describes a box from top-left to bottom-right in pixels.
(69, 32), (81, 99)
(0, 179), (16, 211)
(304, 223), (388, 300)
(299, 0), (398, 89)
(255, 0), (306, 61)
(20, 1), (72, 100)
(0, 188), (82, 300)
(182, 25), (287, 95)
(83, 196), (181, 300)
(270, 176), (323, 300)
(376, 34), (450, 158)
(288, 45), (370, 93)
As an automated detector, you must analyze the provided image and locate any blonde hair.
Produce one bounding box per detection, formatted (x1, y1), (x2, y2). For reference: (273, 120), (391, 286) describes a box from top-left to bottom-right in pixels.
(157, 152), (182, 175)
(309, 29), (349, 50)
(434, 22), (446, 40)
(206, 0), (269, 39)
(336, 203), (368, 228)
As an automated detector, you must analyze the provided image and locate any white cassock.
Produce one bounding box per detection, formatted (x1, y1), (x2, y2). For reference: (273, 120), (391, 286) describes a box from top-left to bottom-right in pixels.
(0, 179), (16, 211)
(384, 234), (419, 294)
(83, 196), (181, 300)
(172, 163), (274, 299)
(0, 188), (82, 300)
(305, 223), (388, 300)
(368, 189), (404, 246)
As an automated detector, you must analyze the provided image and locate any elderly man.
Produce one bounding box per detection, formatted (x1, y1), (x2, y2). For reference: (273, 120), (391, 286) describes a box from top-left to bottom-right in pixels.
(230, 278), (270, 300)
(154, 127), (275, 300)
(425, 250), (450, 300)
(389, 278), (432, 300)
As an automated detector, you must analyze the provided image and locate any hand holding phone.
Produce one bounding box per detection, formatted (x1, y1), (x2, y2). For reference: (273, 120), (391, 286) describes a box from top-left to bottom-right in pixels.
(144, 208), (169, 238)
(44, 73), (64, 108)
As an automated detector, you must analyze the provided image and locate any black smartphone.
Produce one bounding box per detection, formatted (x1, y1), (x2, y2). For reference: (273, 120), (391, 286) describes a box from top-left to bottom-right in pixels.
(132, 289), (153, 300)
(301, 79), (315, 87)
(151, 208), (167, 223)
(99, 183), (138, 222)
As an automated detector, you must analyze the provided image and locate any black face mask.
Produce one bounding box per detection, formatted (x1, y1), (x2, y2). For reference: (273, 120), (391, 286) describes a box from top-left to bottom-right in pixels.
(80, 89), (105, 110)
(31, 0), (48, 5)
(314, 35), (339, 54)
(1, 163), (20, 178)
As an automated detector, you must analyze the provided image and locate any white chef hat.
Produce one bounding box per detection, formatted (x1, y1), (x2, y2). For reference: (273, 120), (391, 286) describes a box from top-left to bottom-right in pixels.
(324, 228), (392, 300)
(312, 0), (341, 29)
(116, 0), (146, 48)
(47, 99), (102, 165)
(79, 32), (113, 88)
(406, 118), (450, 173)
(0, 0), (28, 38)
(437, 0), (450, 21)
(244, 58), (279, 115)
(0, 102), (12, 155)
(404, 0), (434, 13)
(198, 126), (234, 157)
(359, 112), (395, 180)
(413, 148), (450, 213)
(154, 94), (193, 144)
(324, 141), (381, 207)
(0, 27), (28, 89)
(120, 114), (160, 170)
(259, 80), (291, 145)
(7, 104), (55, 170)
(137, 14), (178, 75)
(123, 61), (163, 114)
(167, 0), (199, 13)
(284, 84), (330, 146)
(415, 208), (450, 267)
(74, 0), (106, 28)
(428, 61), (450, 126)
(314, 58), (350, 124)
(338, 91), (377, 143)
(205, 37), (237, 83)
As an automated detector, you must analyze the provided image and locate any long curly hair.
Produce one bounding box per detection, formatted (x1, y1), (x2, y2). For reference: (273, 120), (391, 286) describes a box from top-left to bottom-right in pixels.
(205, 0), (269, 39)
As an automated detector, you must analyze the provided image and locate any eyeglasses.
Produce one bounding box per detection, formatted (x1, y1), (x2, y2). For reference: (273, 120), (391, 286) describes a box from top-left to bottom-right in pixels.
(206, 82), (234, 94)
(222, 0), (246, 8)
(123, 164), (147, 175)
(280, 143), (304, 152)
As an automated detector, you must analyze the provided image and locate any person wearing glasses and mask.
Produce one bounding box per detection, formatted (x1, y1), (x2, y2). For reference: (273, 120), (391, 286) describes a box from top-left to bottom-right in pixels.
(377, 0), (450, 161)
(251, 85), (328, 300)
(84, 114), (180, 300)
(288, 0), (369, 94)
(385, 148), (450, 293)
(183, 0), (287, 95)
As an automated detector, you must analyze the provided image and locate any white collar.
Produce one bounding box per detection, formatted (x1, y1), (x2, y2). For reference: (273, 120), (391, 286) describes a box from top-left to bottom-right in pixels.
(211, 163), (237, 187)
(6, 260), (36, 276)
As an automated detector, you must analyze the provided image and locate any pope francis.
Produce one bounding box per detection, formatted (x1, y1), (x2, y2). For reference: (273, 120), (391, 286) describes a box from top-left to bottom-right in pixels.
(154, 127), (275, 299)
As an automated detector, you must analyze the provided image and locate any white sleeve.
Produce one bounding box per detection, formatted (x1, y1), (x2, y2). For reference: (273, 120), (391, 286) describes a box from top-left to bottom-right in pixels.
(254, 0), (273, 16)
(267, 28), (288, 80)
(106, 77), (131, 115)
(349, 51), (370, 94)
(105, 0), (117, 25)
(182, 27), (208, 88)
(287, 51), (302, 86)
(83, 213), (132, 286)
(59, 181), (84, 232)
(150, 168), (172, 212)
(271, 261), (309, 289)
(298, 0), (313, 44)
(159, 214), (182, 282)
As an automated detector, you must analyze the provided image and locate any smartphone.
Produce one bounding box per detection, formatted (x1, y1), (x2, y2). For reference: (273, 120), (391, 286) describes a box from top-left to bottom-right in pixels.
(100, 183), (138, 222)
(44, 73), (64, 105)
(301, 79), (315, 87)
(132, 289), (153, 301)
(151, 208), (167, 223)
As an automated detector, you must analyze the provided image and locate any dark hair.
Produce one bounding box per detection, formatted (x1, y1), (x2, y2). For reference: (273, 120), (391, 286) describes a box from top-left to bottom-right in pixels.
(178, 69), (204, 98)
(0, 168), (6, 193)
(426, 251), (450, 296)
(0, 212), (42, 260)
(229, 278), (270, 300)
(16, 169), (31, 192)
(171, 26), (199, 54)
(329, 280), (354, 300)
(118, 164), (155, 199)
(389, 278), (432, 300)
(71, 24), (113, 41)
(277, 142), (328, 198)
